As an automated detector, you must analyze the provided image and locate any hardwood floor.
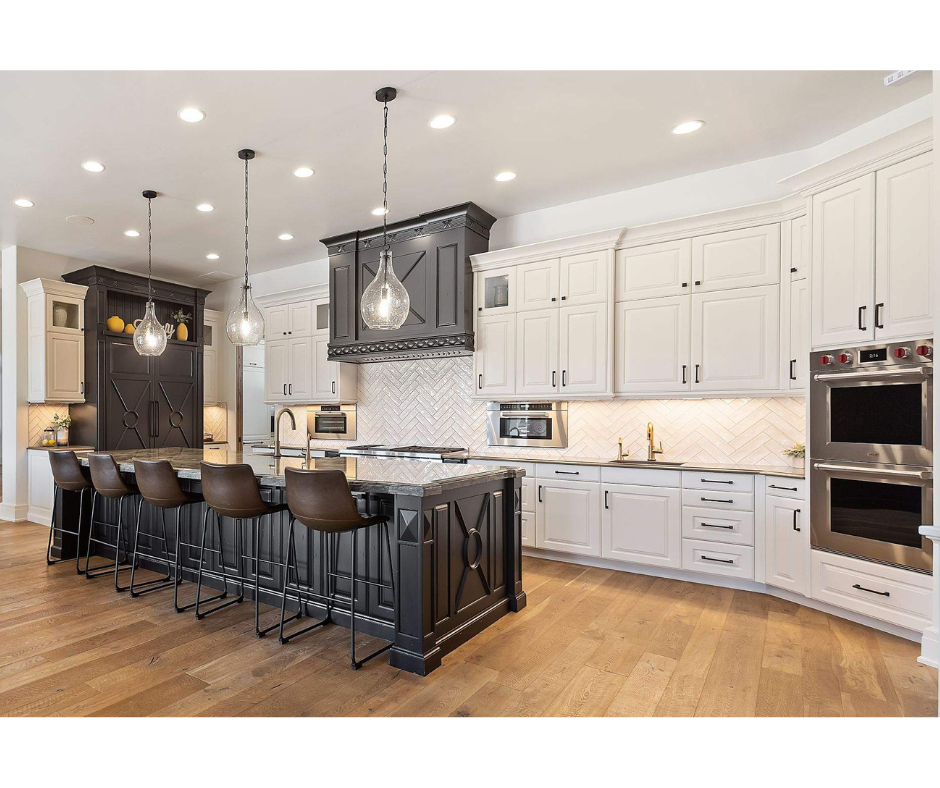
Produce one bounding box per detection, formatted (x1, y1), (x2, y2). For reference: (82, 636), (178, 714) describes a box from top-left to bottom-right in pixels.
(0, 521), (935, 717)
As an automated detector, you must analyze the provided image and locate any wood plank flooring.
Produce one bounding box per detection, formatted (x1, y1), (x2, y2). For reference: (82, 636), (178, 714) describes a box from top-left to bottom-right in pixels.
(0, 521), (935, 717)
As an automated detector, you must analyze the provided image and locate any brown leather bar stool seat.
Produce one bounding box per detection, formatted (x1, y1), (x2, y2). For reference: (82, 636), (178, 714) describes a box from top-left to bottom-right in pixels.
(196, 462), (292, 637)
(86, 454), (139, 591)
(278, 467), (396, 670)
(130, 460), (207, 609)
(46, 450), (93, 573)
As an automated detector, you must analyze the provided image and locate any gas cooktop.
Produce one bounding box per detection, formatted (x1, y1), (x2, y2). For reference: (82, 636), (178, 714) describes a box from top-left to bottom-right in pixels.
(340, 444), (467, 461)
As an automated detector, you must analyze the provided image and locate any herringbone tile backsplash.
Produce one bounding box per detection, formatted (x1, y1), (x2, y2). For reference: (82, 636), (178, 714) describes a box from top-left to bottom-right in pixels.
(299, 357), (805, 467)
(28, 404), (70, 446)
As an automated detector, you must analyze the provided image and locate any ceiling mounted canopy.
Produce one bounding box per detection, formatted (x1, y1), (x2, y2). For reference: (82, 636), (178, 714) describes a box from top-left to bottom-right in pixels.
(134, 190), (168, 357)
(226, 148), (265, 346)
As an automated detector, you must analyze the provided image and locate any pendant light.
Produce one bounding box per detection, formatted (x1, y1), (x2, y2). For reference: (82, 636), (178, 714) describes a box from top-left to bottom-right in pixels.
(360, 87), (410, 330)
(134, 190), (168, 357)
(226, 148), (265, 345)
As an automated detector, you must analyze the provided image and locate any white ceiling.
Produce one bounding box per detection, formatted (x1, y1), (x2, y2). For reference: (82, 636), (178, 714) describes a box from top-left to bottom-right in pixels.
(0, 70), (931, 286)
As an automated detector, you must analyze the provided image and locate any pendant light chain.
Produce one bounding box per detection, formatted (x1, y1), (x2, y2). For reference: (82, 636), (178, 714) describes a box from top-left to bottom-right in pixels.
(147, 195), (153, 300)
(244, 155), (250, 287)
(382, 100), (389, 252)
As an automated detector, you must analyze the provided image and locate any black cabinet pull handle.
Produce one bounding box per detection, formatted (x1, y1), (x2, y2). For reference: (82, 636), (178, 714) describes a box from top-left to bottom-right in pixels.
(701, 555), (734, 564)
(604, 490), (609, 509)
(694, 364), (700, 383)
(701, 497), (734, 504)
(790, 359), (797, 381)
(681, 282), (688, 288)
(552, 371), (556, 387)
(875, 303), (884, 329)
(562, 370), (566, 387)
(792, 508), (801, 532)
(769, 484), (798, 491)
(853, 583), (889, 597)
(538, 485), (542, 503)
(81, 381), (85, 395)
(288, 383), (292, 395)
(554, 470), (580, 475)
(478, 374), (483, 390)
(701, 522), (735, 530)
(283, 383), (286, 396)
(790, 267), (797, 273)
(332, 381), (336, 395)
(858, 305), (867, 331)
(551, 297), (556, 302)
(701, 478), (733, 485)
(682, 365), (687, 384)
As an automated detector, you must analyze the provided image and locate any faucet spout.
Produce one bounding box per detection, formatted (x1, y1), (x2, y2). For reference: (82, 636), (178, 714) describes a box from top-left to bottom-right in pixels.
(274, 408), (297, 459)
(646, 421), (664, 462)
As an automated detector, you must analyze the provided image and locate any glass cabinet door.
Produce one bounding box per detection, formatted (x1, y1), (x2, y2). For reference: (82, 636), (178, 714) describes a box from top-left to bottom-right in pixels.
(477, 267), (515, 314)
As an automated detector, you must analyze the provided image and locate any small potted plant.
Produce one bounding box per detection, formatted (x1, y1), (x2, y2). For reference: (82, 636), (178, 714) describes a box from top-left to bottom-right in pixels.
(172, 308), (193, 341)
(52, 413), (72, 446)
(783, 442), (805, 465)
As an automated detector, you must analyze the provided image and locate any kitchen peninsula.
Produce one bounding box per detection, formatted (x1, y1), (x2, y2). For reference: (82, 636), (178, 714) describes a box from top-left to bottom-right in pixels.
(65, 449), (525, 675)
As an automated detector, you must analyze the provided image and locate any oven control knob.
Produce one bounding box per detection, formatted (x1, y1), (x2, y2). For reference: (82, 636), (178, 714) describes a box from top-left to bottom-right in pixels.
(916, 345), (932, 358)
(819, 355), (834, 365)
(837, 353), (851, 364)
(894, 347), (910, 359)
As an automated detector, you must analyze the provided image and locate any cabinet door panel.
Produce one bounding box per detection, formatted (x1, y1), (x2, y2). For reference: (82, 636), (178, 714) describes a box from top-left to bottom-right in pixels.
(266, 305), (290, 338)
(265, 339), (289, 401)
(515, 309), (558, 397)
(875, 154), (932, 339)
(204, 349), (218, 404)
(314, 337), (335, 399)
(289, 301), (314, 336)
(602, 485), (681, 568)
(765, 495), (805, 594)
(517, 258), (559, 311)
(692, 285), (779, 391)
(812, 173), (875, 346)
(789, 215), (809, 281)
(615, 296), (691, 394)
(288, 337), (313, 401)
(560, 251), (609, 305)
(47, 333), (84, 401)
(559, 304), (607, 395)
(475, 314), (515, 397)
(691, 224), (780, 291)
(536, 480), (600, 556)
(788, 279), (808, 389)
(615, 239), (692, 300)
(477, 267), (515, 315)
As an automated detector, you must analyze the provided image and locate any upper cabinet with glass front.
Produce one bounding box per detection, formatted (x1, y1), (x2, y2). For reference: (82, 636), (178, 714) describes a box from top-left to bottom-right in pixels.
(20, 278), (88, 404)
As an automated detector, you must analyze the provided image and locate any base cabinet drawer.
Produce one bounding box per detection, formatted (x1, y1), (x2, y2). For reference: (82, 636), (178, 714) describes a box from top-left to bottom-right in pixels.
(681, 507), (754, 546)
(521, 511), (535, 548)
(602, 485), (681, 568)
(764, 476), (805, 499)
(536, 480), (601, 557)
(682, 470), (754, 493)
(810, 550), (932, 632)
(682, 539), (755, 580)
(681, 489), (754, 512)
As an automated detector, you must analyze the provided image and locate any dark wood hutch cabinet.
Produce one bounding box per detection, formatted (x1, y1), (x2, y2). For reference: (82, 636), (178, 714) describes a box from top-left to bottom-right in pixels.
(63, 266), (210, 451)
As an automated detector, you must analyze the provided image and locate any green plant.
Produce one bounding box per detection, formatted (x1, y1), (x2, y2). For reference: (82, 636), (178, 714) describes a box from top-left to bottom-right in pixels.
(52, 413), (72, 429)
(783, 442), (805, 459)
(172, 308), (193, 324)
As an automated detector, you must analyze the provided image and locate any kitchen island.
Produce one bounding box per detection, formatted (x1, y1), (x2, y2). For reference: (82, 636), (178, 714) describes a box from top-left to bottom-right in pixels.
(61, 448), (526, 675)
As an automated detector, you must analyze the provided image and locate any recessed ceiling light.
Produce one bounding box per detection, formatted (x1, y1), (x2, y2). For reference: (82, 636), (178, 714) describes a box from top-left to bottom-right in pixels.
(178, 107), (206, 123)
(672, 120), (704, 135)
(429, 114), (456, 129)
(494, 171), (516, 182)
(371, 207), (388, 216)
(206, 253), (220, 260)
(196, 203), (214, 212)
(81, 161), (106, 173)
(124, 230), (140, 237)
(278, 233), (294, 241)
(66, 215), (95, 226)
(293, 167), (314, 178)
(14, 198), (34, 208)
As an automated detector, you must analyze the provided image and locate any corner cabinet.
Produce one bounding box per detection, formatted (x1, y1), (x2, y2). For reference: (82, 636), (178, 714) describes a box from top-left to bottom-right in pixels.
(21, 278), (88, 404)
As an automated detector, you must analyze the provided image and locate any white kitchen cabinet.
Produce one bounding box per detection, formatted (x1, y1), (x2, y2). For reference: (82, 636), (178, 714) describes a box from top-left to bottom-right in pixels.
(517, 258), (560, 311)
(287, 336), (313, 401)
(313, 336), (358, 402)
(559, 251), (609, 306)
(558, 304), (608, 396)
(874, 153), (933, 340)
(789, 214), (809, 281)
(615, 239), (692, 301)
(691, 224), (780, 292)
(691, 285), (779, 391)
(476, 266), (516, 315)
(788, 278), (809, 390)
(811, 173), (875, 347)
(614, 296), (691, 394)
(765, 495), (805, 594)
(515, 308), (558, 397)
(266, 301), (313, 338)
(203, 309), (221, 405)
(521, 511), (535, 548)
(475, 314), (515, 397)
(602, 484), (681, 568)
(27, 449), (55, 526)
(45, 334), (84, 403)
(264, 339), (289, 401)
(536, 478), (601, 557)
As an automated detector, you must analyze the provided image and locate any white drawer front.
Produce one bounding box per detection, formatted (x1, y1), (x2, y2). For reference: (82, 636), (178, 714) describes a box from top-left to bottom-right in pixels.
(522, 477), (535, 513)
(682, 539), (755, 580)
(601, 466), (681, 488)
(682, 470), (754, 493)
(469, 458), (536, 476)
(681, 507), (755, 546)
(521, 511), (535, 548)
(811, 551), (932, 632)
(536, 463), (601, 482)
(764, 476), (805, 499)
(681, 489), (754, 512)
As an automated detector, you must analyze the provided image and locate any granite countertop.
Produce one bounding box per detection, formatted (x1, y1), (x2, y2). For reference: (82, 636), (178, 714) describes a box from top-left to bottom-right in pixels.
(78, 448), (523, 497)
(462, 452), (805, 479)
(29, 445), (95, 453)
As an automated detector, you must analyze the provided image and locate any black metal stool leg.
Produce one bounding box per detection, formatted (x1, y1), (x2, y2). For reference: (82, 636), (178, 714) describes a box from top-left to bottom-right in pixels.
(114, 495), (129, 592)
(195, 510), (244, 620)
(83, 491), (97, 577)
(350, 528), (358, 669)
(128, 499), (174, 598)
(75, 488), (86, 574)
(277, 518), (327, 644)
(256, 512), (299, 638)
(45, 485), (59, 565)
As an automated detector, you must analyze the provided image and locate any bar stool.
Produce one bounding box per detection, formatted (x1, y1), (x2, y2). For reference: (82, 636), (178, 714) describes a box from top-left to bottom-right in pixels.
(197, 462), (293, 637)
(46, 450), (92, 573)
(86, 454), (138, 591)
(130, 459), (208, 608)
(278, 467), (396, 670)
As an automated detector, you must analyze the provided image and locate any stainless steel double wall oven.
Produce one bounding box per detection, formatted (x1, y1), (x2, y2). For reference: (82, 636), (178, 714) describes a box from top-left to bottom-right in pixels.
(809, 339), (933, 572)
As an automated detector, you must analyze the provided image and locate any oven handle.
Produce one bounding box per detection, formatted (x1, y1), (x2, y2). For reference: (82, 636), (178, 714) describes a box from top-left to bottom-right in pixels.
(812, 367), (930, 382)
(500, 412), (552, 418)
(812, 462), (932, 480)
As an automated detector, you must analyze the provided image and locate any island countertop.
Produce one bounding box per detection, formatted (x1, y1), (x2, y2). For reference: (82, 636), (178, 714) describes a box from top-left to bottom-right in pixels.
(79, 448), (524, 497)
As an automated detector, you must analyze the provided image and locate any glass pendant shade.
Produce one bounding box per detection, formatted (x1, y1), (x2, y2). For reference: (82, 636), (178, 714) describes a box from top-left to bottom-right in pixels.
(361, 249), (410, 330)
(226, 282), (265, 345)
(134, 300), (168, 356)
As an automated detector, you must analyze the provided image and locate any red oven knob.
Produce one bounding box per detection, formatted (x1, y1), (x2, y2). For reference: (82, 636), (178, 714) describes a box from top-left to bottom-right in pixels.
(837, 353), (851, 364)
(916, 345), (932, 358)
(819, 355), (834, 365)
(894, 347), (910, 359)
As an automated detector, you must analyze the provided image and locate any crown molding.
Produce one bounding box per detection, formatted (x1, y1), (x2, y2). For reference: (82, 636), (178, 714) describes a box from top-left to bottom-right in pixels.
(780, 119), (933, 196)
(19, 277), (88, 299)
(253, 283), (329, 307)
(471, 227), (624, 272)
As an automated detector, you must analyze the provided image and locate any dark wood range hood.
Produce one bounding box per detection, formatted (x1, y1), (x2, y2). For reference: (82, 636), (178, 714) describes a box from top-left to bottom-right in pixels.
(321, 202), (496, 363)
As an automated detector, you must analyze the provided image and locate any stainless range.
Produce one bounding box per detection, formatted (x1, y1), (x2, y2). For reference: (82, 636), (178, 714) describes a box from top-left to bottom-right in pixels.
(338, 445), (468, 463)
(809, 338), (933, 572)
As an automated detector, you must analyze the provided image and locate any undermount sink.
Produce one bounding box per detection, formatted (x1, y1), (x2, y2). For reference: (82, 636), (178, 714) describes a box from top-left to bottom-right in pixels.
(609, 459), (685, 467)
